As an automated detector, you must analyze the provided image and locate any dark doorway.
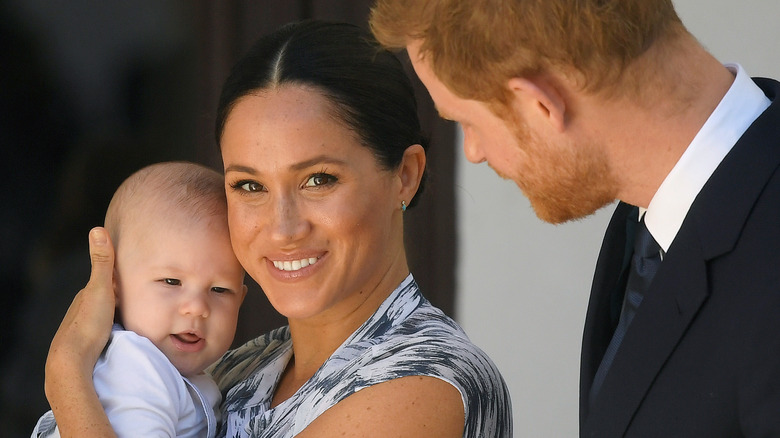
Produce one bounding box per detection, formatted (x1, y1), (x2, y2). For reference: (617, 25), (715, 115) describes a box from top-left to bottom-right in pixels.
(0, 2), (455, 435)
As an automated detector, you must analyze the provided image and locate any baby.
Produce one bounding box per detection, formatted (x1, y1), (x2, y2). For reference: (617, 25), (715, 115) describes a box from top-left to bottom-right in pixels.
(33, 161), (247, 437)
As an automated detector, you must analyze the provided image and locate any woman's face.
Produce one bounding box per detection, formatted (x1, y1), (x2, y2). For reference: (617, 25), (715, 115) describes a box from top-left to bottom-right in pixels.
(221, 85), (408, 324)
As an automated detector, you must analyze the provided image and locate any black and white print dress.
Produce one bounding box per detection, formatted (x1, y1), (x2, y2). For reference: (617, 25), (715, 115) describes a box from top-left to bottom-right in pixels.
(210, 274), (512, 437)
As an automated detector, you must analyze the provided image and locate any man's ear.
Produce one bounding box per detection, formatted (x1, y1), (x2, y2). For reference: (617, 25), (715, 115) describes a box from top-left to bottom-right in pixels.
(507, 77), (566, 132)
(397, 144), (426, 206)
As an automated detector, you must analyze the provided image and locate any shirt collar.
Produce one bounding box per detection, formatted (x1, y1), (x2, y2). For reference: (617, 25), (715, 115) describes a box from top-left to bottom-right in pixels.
(643, 64), (771, 252)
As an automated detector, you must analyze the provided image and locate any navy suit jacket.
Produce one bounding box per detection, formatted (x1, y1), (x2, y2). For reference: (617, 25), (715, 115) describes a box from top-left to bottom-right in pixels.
(580, 78), (780, 437)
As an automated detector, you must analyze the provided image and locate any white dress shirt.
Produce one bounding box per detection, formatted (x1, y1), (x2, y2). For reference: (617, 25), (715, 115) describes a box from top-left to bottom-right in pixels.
(643, 64), (771, 253)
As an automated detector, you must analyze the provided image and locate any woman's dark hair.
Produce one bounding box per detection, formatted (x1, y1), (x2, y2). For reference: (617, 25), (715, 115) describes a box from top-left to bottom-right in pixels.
(216, 19), (428, 208)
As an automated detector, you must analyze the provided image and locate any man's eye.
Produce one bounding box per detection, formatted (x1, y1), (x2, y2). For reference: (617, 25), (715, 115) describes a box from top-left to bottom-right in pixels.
(163, 278), (181, 286)
(305, 173), (337, 187)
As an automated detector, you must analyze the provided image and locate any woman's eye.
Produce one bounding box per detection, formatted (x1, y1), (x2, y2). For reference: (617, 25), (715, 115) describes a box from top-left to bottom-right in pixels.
(305, 173), (337, 188)
(232, 180), (263, 192)
(211, 286), (229, 294)
(163, 278), (181, 286)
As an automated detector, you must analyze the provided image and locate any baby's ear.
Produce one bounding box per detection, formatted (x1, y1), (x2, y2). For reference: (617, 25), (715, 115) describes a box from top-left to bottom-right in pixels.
(112, 268), (120, 325)
(112, 267), (120, 303)
(239, 284), (248, 303)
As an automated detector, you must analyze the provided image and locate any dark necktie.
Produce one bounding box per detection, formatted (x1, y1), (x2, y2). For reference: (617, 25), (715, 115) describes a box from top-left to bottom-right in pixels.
(589, 216), (662, 405)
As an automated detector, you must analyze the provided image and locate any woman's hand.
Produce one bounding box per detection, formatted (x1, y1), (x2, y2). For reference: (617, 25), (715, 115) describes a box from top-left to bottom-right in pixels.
(44, 227), (117, 437)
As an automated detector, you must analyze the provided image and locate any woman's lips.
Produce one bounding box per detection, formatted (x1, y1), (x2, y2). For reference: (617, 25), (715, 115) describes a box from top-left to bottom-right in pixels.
(265, 253), (325, 280)
(272, 256), (319, 272)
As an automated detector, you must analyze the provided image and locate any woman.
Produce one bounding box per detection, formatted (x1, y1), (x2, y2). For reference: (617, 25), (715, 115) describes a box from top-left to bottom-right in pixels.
(43, 20), (512, 437)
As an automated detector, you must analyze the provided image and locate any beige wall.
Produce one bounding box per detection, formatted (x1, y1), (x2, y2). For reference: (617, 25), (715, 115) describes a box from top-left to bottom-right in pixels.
(454, 1), (780, 435)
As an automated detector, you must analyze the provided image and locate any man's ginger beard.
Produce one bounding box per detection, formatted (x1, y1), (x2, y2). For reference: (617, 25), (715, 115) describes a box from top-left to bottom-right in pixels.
(501, 112), (618, 224)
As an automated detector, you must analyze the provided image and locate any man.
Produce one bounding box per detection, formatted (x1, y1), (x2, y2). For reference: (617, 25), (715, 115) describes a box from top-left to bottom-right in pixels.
(371, 1), (780, 436)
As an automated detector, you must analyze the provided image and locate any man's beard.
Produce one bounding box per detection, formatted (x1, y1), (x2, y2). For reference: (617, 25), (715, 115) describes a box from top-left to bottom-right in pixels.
(506, 119), (618, 224)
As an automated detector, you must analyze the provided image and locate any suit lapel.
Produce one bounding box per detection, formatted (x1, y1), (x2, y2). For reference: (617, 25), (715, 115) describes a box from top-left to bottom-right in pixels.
(580, 202), (635, 422)
(581, 78), (780, 436)
(582, 229), (709, 436)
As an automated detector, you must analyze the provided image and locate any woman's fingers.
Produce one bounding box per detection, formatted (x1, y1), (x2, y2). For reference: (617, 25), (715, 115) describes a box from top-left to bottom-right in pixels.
(46, 228), (116, 378)
(80, 227), (117, 348)
(43, 227), (119, 437)
(86, 227), (115, 295)
(83, 226), (117, 341)
(67, 227), (116, 347)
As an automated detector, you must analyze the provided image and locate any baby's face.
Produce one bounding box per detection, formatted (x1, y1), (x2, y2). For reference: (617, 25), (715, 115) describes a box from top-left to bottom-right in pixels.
(115, 214), (246, 377)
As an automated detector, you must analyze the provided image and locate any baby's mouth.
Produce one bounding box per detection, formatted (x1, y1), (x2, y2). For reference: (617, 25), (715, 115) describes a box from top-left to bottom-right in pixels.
(171, 332), (206, 352)
(173, 332), (201, 344)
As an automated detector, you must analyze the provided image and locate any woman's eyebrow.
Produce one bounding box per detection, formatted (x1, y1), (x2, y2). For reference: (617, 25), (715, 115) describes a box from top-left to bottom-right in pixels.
(224, 156), (348, 175)
(224, 164), (257, 174)
(290, 155), (347, 171)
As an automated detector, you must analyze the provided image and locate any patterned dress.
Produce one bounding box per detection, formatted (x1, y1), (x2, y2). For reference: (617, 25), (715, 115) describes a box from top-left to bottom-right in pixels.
(210, 275), (512, 437)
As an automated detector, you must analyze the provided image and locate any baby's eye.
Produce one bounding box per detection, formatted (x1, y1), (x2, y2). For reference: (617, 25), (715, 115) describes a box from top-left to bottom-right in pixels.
(211, 286), (229, 294)
(163, 278), (181, 286)
(305, 173), (337, 188)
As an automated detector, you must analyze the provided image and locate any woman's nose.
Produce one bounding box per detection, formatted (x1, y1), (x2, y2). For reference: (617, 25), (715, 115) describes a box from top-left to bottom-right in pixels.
(269, 195), (309, 243)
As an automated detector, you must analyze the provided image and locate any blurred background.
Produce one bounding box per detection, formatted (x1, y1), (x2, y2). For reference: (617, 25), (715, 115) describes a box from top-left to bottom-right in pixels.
(1, 0), (778, 436)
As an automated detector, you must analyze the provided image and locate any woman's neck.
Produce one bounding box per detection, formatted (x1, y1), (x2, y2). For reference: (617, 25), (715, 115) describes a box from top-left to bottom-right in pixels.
(271, 260), (410, 407)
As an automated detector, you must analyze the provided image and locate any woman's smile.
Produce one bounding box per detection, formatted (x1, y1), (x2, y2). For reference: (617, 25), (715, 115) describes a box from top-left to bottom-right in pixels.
(265, 252), (326, 281)
(272, 256), (320, 272)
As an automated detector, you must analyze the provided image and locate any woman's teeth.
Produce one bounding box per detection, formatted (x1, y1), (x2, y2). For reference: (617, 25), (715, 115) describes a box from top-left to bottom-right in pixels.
(273, 257), (319, 272)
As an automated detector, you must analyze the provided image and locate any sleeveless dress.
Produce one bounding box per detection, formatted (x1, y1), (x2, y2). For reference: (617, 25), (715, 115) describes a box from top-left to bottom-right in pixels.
(210, 274), (512, 437)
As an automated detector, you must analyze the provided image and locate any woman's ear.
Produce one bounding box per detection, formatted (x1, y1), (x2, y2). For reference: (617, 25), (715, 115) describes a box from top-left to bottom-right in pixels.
(397, 144), (426, 205)
(507, 77), (566, 132)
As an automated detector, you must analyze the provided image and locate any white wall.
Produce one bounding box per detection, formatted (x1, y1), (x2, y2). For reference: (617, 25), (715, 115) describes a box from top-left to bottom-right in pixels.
(454, 1), (780, 436)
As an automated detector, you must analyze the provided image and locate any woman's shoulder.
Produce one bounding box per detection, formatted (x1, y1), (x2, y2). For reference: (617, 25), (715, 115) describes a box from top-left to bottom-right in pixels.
(373, 301), (505, 385)
(352, 278), (505, 386)
(385, 300), (513, 435)
(313, 297), (513, 436)
(317, 288), (508, 402)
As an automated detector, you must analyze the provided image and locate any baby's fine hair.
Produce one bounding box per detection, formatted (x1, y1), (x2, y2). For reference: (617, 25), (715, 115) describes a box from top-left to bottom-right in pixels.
(104, 161), (226, 247)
